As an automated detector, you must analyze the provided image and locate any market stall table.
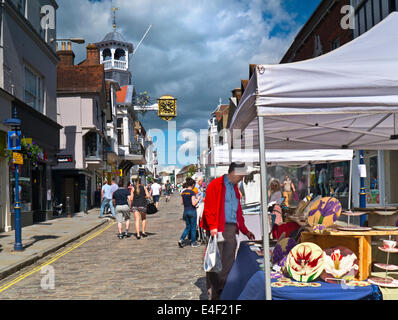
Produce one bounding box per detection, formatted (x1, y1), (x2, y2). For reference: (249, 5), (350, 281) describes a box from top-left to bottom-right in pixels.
(220, 241), (380, 300)
(300, 229), (398, 280)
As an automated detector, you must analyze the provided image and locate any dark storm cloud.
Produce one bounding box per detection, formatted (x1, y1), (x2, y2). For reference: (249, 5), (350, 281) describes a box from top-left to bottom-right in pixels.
(56, 0), (318, 167)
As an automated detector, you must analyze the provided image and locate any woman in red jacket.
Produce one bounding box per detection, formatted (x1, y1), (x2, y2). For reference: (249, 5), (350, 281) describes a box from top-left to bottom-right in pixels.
(200, 162), (255, 300)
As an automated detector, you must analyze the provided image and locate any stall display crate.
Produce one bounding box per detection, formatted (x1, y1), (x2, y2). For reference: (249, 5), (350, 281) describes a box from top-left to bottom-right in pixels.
(300, 229), (398, 281)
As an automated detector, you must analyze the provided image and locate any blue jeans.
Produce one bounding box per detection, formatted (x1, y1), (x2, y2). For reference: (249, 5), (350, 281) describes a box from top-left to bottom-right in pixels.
(180, 210), (197, 242)
(100, 198), (115, 217)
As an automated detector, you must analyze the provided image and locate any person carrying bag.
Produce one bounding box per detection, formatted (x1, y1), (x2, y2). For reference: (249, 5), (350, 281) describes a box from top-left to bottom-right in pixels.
(204, 235), (222, 273)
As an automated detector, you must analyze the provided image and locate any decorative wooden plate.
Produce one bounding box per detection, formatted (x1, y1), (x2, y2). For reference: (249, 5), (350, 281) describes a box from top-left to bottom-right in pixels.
(286, 242), (325, 283)
(341, 211), (367, 216)
(336, 226), (373, 232)
(307, 197), (342, 227)
(320, 246), (359, 283)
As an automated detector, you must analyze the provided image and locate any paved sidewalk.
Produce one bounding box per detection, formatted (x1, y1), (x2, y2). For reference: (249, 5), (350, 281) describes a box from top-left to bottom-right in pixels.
(0, 209), (108, 280)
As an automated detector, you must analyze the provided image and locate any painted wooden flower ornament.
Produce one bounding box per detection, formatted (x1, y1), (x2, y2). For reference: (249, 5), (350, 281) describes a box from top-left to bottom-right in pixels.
(320, 246), (359, 283)
(286, 242), (325, 282)
(307, 197), (342, 227)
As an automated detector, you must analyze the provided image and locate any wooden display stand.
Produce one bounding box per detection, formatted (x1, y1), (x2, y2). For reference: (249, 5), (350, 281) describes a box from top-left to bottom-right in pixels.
(300, 229), (398, 281)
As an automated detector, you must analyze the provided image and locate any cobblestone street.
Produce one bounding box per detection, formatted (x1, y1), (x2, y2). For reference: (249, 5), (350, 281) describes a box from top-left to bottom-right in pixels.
(0, 193), (208, 300)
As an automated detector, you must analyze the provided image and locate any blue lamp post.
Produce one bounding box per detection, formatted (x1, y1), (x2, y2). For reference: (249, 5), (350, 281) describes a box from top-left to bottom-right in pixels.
(4, 106), (23, 251)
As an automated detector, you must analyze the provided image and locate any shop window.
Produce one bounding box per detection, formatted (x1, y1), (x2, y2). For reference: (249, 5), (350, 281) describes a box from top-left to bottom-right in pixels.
(10, 163), (32, 213)
(367, 154), (380, 204)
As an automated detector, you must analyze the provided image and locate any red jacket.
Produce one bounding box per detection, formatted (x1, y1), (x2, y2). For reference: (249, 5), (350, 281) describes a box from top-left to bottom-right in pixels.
(200, 175), (249, 235)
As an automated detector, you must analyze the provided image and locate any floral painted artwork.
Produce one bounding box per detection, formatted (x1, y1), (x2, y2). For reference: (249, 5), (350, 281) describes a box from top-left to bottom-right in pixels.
(307, 197), (342, 227)
(287, 242), (325, 282)
(320, 246), (359, 283)
(272, 238), (296, 266)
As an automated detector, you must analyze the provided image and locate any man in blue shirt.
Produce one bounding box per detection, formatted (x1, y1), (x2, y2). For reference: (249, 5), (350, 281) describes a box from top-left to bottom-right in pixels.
(100, 179), (115, 218)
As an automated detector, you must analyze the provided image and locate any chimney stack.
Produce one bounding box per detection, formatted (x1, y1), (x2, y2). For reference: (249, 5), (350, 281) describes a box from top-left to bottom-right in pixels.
(249, 64), (257, 79)
(232, 88), (242, 105)
(85, 43), (100, 65)
(56, 41), (75, 66)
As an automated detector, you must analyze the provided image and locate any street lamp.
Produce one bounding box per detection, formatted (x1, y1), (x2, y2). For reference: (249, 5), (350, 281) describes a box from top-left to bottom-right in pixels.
(3, 105), (23, 251)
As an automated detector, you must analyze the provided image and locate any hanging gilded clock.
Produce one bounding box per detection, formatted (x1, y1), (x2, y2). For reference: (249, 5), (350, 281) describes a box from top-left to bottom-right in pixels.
(158, 95), (177, 121)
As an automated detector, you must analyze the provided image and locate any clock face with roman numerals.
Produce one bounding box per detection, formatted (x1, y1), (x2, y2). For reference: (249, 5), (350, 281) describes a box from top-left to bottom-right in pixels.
(159, 100), (176, 114)
(157, 96), (177, 121)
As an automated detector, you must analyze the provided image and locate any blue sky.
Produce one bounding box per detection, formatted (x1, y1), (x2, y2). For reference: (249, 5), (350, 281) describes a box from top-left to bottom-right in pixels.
(58, 0), (322, 172)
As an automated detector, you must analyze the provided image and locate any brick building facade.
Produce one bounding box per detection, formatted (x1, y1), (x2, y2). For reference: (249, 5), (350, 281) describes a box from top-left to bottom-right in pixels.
(281, 0), (352, 63)
(280, 0), (398, 208)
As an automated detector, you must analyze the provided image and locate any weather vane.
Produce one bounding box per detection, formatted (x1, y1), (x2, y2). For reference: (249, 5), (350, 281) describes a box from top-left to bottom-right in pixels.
(112, 7), (118, 31)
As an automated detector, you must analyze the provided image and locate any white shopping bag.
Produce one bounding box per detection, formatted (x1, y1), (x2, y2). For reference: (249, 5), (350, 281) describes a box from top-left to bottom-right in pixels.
(203, 235), (222, 273)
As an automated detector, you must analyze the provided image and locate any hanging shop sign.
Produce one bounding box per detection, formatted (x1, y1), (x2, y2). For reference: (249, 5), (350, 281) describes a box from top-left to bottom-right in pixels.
(7, 131), (21, 151)
(57, 155), (73, 163)
(157, 95), (177, 121)
(112, 169), (123, 177)
(12, 152), (24, 165)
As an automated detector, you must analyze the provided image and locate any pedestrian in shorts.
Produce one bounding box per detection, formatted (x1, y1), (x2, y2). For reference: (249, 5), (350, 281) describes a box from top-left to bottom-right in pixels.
(131, 178), (150, 239)
(113, 181), (132, 239)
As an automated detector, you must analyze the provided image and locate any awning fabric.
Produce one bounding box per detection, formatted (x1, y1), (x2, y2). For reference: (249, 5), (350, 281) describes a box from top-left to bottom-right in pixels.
(208, 145), (353, 166)
(230, 12), (398, 150)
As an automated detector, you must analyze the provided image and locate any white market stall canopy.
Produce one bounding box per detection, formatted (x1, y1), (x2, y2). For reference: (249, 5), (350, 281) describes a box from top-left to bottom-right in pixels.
(230, 12), (398, 150)
(208, 145), (353, 166)
(228, 12), (398, 301)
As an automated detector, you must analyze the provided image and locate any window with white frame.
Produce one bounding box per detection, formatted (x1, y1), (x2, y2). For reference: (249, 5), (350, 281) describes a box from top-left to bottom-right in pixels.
(117, 118), (124, 146)
(24, 65), (44, 113)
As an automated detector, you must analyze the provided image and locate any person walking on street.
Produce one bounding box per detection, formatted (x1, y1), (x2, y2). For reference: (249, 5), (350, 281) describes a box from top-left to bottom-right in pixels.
(194, 175), (205, 231)
(282, 175), (295, 207)
(131, 178), (150, 239)
(100, 179), (115, 218)
(165, 180), (172, 202)
(111, 178), (119, 195)
(179, 178), (200, 248)
(200, 162), (255, 300)
(113, 181), (132, 239)
(150, 180), (162, 209)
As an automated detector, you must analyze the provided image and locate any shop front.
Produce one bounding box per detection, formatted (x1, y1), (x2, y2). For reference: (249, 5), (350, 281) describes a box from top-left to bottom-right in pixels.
(7, 99), (61, 227)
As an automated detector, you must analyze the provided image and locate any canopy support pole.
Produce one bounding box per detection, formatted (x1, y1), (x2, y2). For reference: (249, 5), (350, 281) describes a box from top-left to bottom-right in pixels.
(258, 116), (272, 300)
(307, 164), (311, 196)
(348, 160), (353, 211)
